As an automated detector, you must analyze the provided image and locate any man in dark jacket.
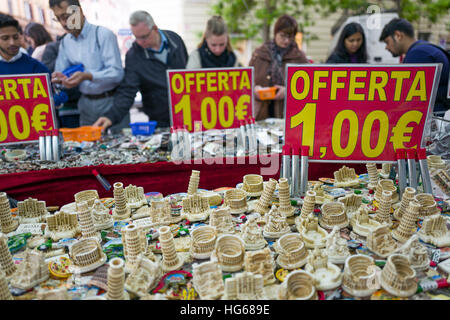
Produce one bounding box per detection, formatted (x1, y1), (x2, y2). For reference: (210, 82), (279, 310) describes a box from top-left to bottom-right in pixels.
(94, 10), (188, 129)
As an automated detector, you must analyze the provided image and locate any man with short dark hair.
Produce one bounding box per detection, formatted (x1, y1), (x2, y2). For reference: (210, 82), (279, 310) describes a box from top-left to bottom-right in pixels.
(0, 14), (49, 75)
(380, 18), (450, 115)
(50, 0), (126, 131)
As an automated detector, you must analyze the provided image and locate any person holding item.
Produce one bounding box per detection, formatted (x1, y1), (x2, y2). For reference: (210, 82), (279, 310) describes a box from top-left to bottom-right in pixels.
(24, 22), (53, 62)
(249, 14), (308, 120)
(186, 16), (239, 69)
(326, 22), (368, 64)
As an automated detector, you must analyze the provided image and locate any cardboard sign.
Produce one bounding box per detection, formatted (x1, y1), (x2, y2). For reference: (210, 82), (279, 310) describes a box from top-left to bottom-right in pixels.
(0, 74), (57, 146)
(284, 64), (440, 162)
(168, 68), (254, 132)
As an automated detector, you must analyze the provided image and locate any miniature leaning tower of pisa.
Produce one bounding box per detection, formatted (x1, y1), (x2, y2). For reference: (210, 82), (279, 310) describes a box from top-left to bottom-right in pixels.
(77, 201), (100, 240)
(187, 170), (200, 195)
(366, 163), (379, 190)
(300, 191), (316, 220)
(0, 232), (16, 278)
(106, 258), (129, 300)
(393, 187), (416, 221)
(254, 178), (277, 215)
(278, 178), (295, 217)
(112, 182), (131, 221)
(122, 224), (146, 272)
(0, 270), (13, 300)
(159, 226), (183, 272)
(0, 192), (18, 234)
(393, 201), (420, 243)
(375, 190), (392, 227)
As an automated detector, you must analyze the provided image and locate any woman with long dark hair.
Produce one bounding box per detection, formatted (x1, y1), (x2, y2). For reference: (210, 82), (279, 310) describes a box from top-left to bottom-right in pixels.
(24, 22), (53, 61)
(327, 22), (368, 63)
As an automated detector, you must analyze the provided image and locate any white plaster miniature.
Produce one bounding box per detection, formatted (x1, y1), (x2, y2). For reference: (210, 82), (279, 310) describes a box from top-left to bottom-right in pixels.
(342, 254), (380, 297)
(242, 174), (264, 197)
(427, 155), (446, 170)
(0, 270), (13, 300)
(417, 214), (450, 247)
(381, 163), (392, 179)
(240, 215), (267, 251)
(77, 201), (101, 241)
(338, 193), (362, 219)
(296, 213), (328, 249)
(112, 182), (131, 221)
(326, 226), (351, 264)
(334, 165), (359, 188)
(319, 202), (349, 230)
(254, 179), (277, 215)
(187, 170), (200, 195)
(10, 249), (49, 290)
(393, 187), (416, 221)
(125, 184), (147, 209)
(278, 270), (317, 300)
(122, 223), (148, 272)
(159, 226), (184, 272)
(374, 179), (399, 203)
(366, 163), (379, 189)
(350, 206), (382, 237)
(0, 192), (18, 234)
(244, 247), (275, 285)
(181, 194), (211, 222)
(212, 234), (246, 272)
(300, 190), (316, 219)
(209, 207), (235, 234)
(394, 235), (430, 271)
(224, 271), (266, 300)
(277, 178), (295, 217)
(74, 190), (99, 209)
(224, 189), (248, 215)
(192, 260), (225, 300)
(311, 184), (333, 205)
(414, 193), (440, 219)
(375, 190), (393, 227)
(45, 210), (80, 241)
(263, 205), (291, 239)
(380, 254), (417, 297)
(36, 287), (69, 300)
(304, 247), (342, 291)
(0, 232), (16, 279)
(149, 199), (182, 226)
(392, 201), (420, 243)
(92, 199), (114, 231)
(17, 198), (48, 223)
(190, 225), (217, 259)
(124, 253), (162, 297)
(106, 258), (130, 300)
(69, 238), (107, 274)
(366, 225), (398, 258)
(274, 233), (308, 269)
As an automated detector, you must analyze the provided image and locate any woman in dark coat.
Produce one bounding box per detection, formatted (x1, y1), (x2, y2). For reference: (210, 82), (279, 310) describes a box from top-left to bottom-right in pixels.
(326, 22), (368, 64)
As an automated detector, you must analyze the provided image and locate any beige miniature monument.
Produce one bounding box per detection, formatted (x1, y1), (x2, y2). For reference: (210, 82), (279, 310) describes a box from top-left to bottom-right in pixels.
(375, 179), (398, 203)
(112, 182), (131, 221)
(350, 206), (382, 237)
(366, 163), (379, 189)
(149, 199), (181, 226)
(278, 270), (317, 300)
(0, 270), (13, 300)
(92, 199), (114, 230)
(209, 207), (235, 234)
(244, 247), (275, 285)
(380, 254), (417, 297)
(275, 233), (309, 269)
(311, 184), (333, 205)
(17, 198), (48, 223)
(334, 165), (359, 188)
(319, 202), (349, 230)
(414, 193), (440, 219)
(300, 191), (316, 219)
(192, 260), (225, 300)
(159, 226), (184, 272)
(427, 155), (446, 170)
(224, 189), (248, 214)
(0, 192), (18, 233)
(212, 234), (246, 272)
(393, 187), (416, 221)
(182, 194), (211, 222)
(417, 215), (450, 247)
(36, 287), (69, 300)
(77, 201), (101, 241)
(326, 226), (351, 264)
(242, 174), (264, 197)
(254, 178), (277, 215)
(263, 205), (291, 239)
(277, 178), (295, 217)
(106, 258), (129, 300)
(338, 193), (362, 219)
(74, 190), (99, 209)
(296, 213), (328, 249)
(224, 272), (266, 300)
(342, 254), (380, 297)
(366, 225), (398, 258)
(45, 210), (80, 241)
(392, 201), (420, 243)
(374, 190), (393, 227)
(10, 249), (49, 290)
(122, 223), (148, 272)
(190, 225), (217, 259)
(124, 253), (162, 297)
(394, 235), (430, 271)
(0, 232), (16, 279)
(381, 163), (392, 179)
(125, 184), (147, 209)
(240, 215), (267, 250)
(187, 170), (200, 195)
(69, 238), (107, 274)
(304, 247), (342, 291)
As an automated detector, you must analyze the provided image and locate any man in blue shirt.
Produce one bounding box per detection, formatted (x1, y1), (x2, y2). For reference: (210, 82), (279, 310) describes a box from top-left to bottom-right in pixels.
(0, 14), (50, 75)
(50, 0), (127, 132)
(380, 18), (449, 115)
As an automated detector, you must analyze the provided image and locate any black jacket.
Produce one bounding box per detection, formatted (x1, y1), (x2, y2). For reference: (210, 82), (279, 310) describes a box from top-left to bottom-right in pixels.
(326, 52), (351, 64)
(105, 30), (188, 128)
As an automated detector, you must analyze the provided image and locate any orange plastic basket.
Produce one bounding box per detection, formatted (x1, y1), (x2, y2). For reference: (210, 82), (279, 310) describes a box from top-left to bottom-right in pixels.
(257, 87), (277, 100)
(60, 126), (102, 142)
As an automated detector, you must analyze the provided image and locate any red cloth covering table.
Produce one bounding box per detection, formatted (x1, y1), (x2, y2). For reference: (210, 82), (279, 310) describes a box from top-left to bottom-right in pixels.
(1, 155), (367, 207)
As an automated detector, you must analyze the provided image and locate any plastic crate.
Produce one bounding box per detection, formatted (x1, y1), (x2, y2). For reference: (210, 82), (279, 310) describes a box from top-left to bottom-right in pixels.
(60, 126), (102, 142)
(257, 87), (277, 100)
(130, 121), (157, 136)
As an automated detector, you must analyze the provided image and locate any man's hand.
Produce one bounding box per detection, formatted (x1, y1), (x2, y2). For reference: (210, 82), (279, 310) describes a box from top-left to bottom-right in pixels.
(51, 72), (67, 84)
(93, 117), (112, 131)
(62, 71), (93, 89)
(274, 85), (286, 100)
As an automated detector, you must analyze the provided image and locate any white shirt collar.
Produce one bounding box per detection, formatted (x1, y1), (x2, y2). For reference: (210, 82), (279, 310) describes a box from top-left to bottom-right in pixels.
(0, 51), (23, 63)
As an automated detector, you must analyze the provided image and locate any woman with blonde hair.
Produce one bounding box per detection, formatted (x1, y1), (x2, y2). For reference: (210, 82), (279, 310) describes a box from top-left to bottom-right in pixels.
(186, 16), (239, 69)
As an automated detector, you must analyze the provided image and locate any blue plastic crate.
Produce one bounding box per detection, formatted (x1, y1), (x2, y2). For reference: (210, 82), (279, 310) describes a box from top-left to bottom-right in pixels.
(130, 121), (157, 136)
